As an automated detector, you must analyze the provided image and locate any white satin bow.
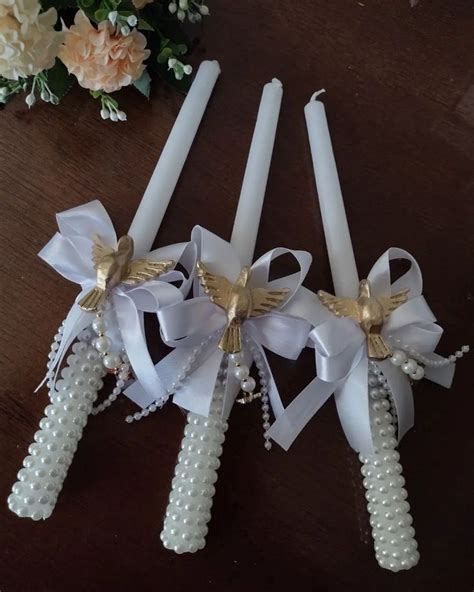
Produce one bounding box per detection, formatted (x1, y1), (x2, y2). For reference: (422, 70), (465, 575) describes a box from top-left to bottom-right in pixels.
(37, 200), (196, 402)
(268, 248), (456, 455)
(124, 226), (314, 420)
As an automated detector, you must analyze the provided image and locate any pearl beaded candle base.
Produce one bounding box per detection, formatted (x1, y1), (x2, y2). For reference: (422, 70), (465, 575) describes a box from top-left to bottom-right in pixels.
(359, 363), (419, 571)
(160, 384), (227, 553)
(8, 338), (105, 520)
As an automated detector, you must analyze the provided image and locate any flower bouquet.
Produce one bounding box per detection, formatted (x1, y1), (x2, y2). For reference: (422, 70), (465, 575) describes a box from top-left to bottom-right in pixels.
(0, 0), (209, 120)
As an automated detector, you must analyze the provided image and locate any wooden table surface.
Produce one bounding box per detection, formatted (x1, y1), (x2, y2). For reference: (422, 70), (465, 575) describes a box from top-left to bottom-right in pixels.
(1, 1), (473, 590)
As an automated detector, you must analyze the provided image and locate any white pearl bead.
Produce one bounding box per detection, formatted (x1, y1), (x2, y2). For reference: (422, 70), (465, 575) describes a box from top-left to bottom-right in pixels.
(79, 329), (92, 342)
(103, 354), (121, 369)
(92, 318), (106, 334)
(362, 367), (419, 572)
(228, 352), (242, 363)
(410, 366), (425, 380)
(9, 342), (102, 521)
(233, 365), (249, 380)
(368, 375), (379, 387)
(94, 336), (110, 353)
(240, 377), (256, 393)
(161, 382), (226, 553)
(401, 359), (417, 375)
(390, 350), (407, 366)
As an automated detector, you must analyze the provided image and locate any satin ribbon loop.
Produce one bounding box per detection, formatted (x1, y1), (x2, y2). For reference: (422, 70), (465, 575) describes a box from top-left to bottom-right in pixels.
(368, 247), (423, 297)
(37, 200), (196, 402)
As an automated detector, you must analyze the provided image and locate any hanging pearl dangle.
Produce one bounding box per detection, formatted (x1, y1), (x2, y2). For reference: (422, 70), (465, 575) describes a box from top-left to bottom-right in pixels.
(387, 337), (469, 383)
(88, 307), (131, 416)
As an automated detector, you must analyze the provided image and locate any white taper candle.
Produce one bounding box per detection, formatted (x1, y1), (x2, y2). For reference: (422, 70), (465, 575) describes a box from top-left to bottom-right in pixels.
(9, 62), (220, 520)
(129, 59), (221, 256)
(230, 78), (283, 266)
(305, 91), (418, 571)
(304, 91), (359, 298)
(161, 80), (283, 552)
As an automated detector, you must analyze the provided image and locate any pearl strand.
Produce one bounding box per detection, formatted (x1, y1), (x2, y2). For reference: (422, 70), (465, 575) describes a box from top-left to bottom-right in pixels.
(246, 340), (272, 450)
(8, 336), (106, 520)
(124, 334), (217, 424)
(89, 309), (130, 416)
(388, 336), (469, 368)
(45, 320), (65, 399)
(389, 350), (425, 381)
(359, 363), (419, 571)
(160, 377), (227, 553)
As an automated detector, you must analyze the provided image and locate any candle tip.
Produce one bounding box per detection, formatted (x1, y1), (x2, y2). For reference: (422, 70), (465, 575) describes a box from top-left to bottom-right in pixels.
(271, 78), (283, 88)
(310, 89), (326, 101)
(201, 59), (221, 74)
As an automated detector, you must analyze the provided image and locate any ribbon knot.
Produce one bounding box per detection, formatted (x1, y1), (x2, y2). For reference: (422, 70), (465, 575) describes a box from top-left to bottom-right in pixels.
(37, 200), (196, 402)
(268, 248), (456, 455)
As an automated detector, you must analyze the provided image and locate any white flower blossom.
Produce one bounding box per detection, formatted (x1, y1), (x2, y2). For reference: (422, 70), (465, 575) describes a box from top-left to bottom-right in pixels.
(168, 0), (209, 22)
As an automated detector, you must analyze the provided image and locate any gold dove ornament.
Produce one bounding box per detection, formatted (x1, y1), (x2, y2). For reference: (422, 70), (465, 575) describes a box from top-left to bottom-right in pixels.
(78, 235), (174, 312)
(318, 279), (409, 360)
(196, 262), (290, 354)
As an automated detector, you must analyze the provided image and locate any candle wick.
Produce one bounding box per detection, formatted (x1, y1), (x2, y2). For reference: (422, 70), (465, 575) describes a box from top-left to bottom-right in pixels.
(310, 89), (326, 101)
(271, 78), (283, 88)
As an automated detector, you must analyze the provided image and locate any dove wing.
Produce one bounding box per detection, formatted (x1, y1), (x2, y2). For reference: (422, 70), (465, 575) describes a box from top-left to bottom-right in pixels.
(91, 236), (114, 269)
(196, 262), (233, 309)
(123, 259), (174, 285)
(378, 289), (409, 319)
(317, 290), (360, 320)
(250, 287), (290, 317)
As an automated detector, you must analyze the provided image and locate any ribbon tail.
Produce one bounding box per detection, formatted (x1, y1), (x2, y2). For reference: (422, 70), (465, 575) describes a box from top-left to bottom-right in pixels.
(113, 294), (168, 404)
(36, 300), (93, 392)
(267, 377), (335, 451)
(379, 359), (414, 443)
(423, 354), (455, 388)
(124, 347), (189, 408)
(334, 356), (374, 455)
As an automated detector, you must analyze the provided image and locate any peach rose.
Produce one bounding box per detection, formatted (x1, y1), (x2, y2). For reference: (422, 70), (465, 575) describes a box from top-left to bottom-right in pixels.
(59, 11), (150, 93)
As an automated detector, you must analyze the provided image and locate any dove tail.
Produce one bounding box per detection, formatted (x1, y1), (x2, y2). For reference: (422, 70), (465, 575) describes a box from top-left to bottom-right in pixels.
(367, 334), (392, 360)
(218, 320), (242, 354)
(78, 287), (107, 312)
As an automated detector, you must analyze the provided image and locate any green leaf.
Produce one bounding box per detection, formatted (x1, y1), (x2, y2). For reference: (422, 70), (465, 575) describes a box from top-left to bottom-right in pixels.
(174, 43), (187, 55)
(138, 18), (154, 31)
(102, 0), (121, 9)
(117, 0), (136, 10)
(157, 47), (172, 64)
(94, 8), (109, 21)
(133, 69), (151, 99)
(46, 60), (74, 101)
(79, 0), (95, 8)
